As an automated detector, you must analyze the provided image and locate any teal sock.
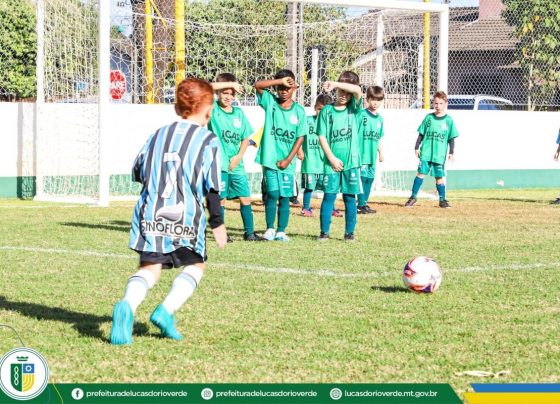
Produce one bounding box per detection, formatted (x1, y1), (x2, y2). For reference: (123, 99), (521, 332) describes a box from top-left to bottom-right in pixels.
(343, 194), (357, 234)
(436, 183), (446, 201)
(358, 177), (373, 207)
(320, 193), (336, 234)
(265, 190), (279, 229)
(303, 189), (313, 210)
(277, 197), (290, 233)
(411, 176), (424, 198)
(240, 204), (254, 235)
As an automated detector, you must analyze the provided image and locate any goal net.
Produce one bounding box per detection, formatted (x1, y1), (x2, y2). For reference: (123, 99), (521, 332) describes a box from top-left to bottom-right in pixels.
(34, 0), (448, 204)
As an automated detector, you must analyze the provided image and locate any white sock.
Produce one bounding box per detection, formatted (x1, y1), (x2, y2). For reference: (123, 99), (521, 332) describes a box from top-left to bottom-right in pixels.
(123, 269), (156, 313)
(162, 265), (204, 314)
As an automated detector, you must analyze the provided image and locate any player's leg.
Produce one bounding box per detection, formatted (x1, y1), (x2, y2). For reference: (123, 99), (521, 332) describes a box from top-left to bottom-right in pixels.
(220, 172), (233, 243)
(343, 193), (357, 241)
(357, 165), (374, 214)
(110, 263), (161, 345)
(319, 173), (341, 240)
(435, 171), (450, 208)
(275, 171), (296, 241)
(229, 174), (262, 241)
(151, 250), (206, 340)
(262, 168), (279, 240)
(301, 174), (314, 216)
(406, 161), (428, 207)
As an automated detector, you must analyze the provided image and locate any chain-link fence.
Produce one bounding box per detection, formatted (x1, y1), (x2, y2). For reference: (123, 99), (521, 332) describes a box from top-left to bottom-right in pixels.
(2, 0), (559, 110)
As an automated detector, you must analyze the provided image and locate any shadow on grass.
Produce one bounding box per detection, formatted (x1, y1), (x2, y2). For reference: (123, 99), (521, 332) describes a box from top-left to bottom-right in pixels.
(370, 285), (409, 293)
(0, 296), (149, 342)
(61, 220), (130, 232)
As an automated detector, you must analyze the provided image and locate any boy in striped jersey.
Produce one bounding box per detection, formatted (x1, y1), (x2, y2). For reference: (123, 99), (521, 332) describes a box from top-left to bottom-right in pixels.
(209, 73), (263, 242)
(110, 78), (227, 345)
(357, 86), (385, 214)
(254, 69), (307, 241)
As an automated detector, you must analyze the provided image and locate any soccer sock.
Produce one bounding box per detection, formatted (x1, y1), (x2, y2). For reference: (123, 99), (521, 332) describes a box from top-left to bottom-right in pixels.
(358, 177), (374, 207)
(436, 183), (446, 201)
(320, 193), (336, 234)
(240, 204), (254, 235)
(123, 269), (156, 313)
(411, 176), (424, 198)
(343, 194), (357, 234)
(162, 266), (204, 314)
(265, 190), (279, 229)
(277, 196), (290, 233)
(303, 189), (313, 210)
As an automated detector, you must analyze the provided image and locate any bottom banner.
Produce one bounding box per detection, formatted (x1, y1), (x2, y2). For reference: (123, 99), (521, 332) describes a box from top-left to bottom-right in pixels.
(1, 383), (462, 404)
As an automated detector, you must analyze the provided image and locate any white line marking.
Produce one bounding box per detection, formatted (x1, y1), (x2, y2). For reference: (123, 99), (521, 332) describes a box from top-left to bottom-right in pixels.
(0, 246), (556, 278)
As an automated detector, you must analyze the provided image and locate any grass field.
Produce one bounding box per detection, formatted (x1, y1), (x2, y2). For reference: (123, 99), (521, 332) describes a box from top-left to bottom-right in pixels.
(1, 189), (559, 398)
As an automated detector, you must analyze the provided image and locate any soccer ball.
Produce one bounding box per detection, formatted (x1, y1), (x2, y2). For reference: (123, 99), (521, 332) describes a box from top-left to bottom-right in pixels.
(402, 256), (442, 293)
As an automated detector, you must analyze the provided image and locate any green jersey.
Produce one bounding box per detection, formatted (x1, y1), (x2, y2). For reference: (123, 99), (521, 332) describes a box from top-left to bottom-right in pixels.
(316, 96), (363, 174)
(208, 101), (253, 174)
(357, 109), (384, 166)
(255, 90), (307, 174)
(301, 115), (324, 174)
(417, 113), (459, 165)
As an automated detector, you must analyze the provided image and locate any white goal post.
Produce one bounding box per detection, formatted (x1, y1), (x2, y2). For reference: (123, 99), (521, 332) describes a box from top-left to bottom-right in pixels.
(33, 0), (449, 205)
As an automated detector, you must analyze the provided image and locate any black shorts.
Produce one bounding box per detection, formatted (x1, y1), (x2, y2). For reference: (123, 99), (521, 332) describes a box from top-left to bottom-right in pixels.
(138, 247), (205, 269)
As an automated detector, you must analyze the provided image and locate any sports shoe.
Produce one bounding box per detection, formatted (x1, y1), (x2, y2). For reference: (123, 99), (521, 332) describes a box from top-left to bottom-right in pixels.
(364, 205), (377, 214)
(404, 197), (417, 208)
(439, 199), (451, 208)
(357, 206), (368, 214)
(274, 232), (290, 241)
(551, 198), (560, 205)
(332, 209), (343, 217)
(317, 232), (330, 241)
(150, 304), (183, 341)
(262, 228), (276, 241)
(300, 208), (314, 217)
(289, 197), (301, 207)
(344, 233), (356, 242)
(227, 235), (234, 243)
(110, 300), (134, 345)
(243, 232), (264, 241)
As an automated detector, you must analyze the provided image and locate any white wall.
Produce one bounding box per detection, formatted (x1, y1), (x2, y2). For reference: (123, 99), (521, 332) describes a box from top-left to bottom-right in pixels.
(1, 103), (558, 179)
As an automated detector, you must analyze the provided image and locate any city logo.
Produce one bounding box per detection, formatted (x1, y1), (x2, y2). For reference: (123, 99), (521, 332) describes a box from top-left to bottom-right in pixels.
(0, 348), (49, 400)
(233, 118), (242, 128)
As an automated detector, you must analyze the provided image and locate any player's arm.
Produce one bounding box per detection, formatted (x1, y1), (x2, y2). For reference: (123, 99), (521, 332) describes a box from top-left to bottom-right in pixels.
(297, 144), (304, 160)
(378, 141), (384, 163)
(254, 77), (295, 95)
(414, 134), (423, 158)
(323, 81), (362, 101)
(554, 143), (560, 161)
(318, 136), (343, 171)
(229, 138), (250, 171)
(206, 190), (227, 248)
(277, 137), (305, 170)
(448, 138), (455, 162)
(211, 82), (243, 94)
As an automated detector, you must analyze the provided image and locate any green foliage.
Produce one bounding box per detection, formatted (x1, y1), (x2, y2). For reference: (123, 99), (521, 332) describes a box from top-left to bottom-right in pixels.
(503, 0), (560, 110)
(0, 0), (36, 100)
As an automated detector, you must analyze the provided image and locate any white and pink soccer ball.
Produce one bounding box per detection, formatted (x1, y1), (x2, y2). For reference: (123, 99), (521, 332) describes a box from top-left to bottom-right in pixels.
(402, 256), (442, 293)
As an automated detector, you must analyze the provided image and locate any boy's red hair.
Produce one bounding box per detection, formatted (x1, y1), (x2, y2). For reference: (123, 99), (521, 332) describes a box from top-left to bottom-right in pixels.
(175, 78), (214, 119)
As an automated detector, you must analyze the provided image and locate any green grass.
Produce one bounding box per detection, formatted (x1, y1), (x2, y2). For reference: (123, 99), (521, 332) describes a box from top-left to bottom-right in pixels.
(0, 189), (559, 397)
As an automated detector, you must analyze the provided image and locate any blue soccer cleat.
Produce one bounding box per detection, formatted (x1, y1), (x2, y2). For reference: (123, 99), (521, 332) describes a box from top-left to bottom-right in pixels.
(110, 300), (134, 345)
(150, 304), (183, 341)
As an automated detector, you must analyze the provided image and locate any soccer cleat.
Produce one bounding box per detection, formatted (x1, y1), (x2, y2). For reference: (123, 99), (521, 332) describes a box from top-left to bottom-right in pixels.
(150, 304), (183, 341)
(332, 209), (343, 217)
(300, 208), (314, 217)
(404, 197), (417, 208)
(274, 232), (290, 242)
(439, 199), (451, 208)
(226, 235), (234, 243)
(243, 232), (264, 241)
(551, 198), (560, 205)
(110, 300), (134, 345)
(364, 205), (377, 214)
(317, 232), (330, 241)
(357, 206), (368, 214)
(262, 228), (276, 241)
(289, 197), (300, 207)
(344, 233), (356, 242)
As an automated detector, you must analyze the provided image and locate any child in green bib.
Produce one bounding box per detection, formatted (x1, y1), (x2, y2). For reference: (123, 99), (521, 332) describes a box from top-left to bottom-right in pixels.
(316, 71), (363, 241)
(209, 73), (263, 242)
(254, 69), (307, 242)
(405, 91), (459, 208)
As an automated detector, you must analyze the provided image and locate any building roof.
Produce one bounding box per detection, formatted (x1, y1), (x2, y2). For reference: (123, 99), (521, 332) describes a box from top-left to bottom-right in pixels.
(449, 16), (517, 51)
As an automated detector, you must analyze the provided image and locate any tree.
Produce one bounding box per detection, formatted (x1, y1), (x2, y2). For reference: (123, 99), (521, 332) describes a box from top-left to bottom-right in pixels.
(0, 0), (36, 100)
(502, 0), (560, 110)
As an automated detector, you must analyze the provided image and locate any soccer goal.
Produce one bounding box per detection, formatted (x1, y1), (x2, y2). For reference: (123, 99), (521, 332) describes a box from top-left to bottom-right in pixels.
(33, 0), (449, 205)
